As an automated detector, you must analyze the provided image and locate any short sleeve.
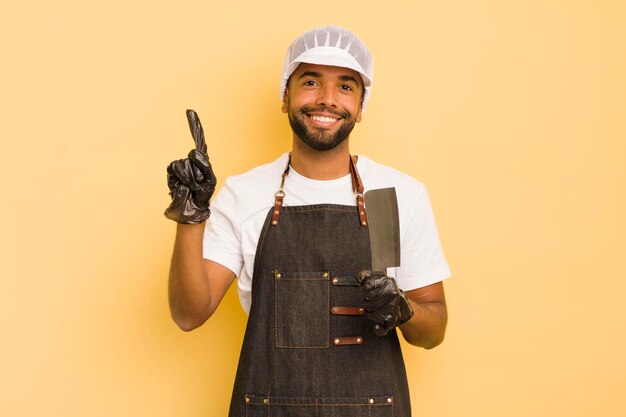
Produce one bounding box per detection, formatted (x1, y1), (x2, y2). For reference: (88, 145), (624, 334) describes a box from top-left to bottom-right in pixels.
(203, 179), (244, 277)
(394, 185), (451, 291)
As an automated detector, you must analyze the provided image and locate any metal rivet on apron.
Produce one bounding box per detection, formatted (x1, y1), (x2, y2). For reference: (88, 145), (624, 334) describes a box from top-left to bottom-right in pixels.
(358, 308), (364, 314)
(263, 398), (269, 404)
(245, 397), (250, 403)
(360, 211), (365, 215)
(274, 210), (279, 215)
(357, 337), (363, 344)
(362, 221), (367, 226)
(275, 273), (281, 278)
(334, 338), (340, 345)
(332, 277), (338, 285)
(331, 307), (337, 313)
(322, 272), (329, 278)
(271, 220), (277, 225)
(387, 397), (393, 403)
(375, 324), (380, 330)
(369, 398), (374, 404)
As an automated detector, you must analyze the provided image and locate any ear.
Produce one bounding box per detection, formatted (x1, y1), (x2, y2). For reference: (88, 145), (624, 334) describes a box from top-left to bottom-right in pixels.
(355, 87), (365, 122)
(281, 88), (289, 113)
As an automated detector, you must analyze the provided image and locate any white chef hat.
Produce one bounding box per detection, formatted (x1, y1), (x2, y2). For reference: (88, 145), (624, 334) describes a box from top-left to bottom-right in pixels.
(280, 25), (374, 110)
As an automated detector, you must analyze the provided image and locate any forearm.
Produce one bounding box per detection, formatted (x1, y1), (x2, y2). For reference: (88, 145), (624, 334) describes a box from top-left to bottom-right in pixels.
(398, 300), (448, 349)
(169, 222), (212, 331)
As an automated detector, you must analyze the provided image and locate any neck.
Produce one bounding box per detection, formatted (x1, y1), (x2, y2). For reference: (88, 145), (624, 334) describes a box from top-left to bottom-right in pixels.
(290, 137), (352, 180)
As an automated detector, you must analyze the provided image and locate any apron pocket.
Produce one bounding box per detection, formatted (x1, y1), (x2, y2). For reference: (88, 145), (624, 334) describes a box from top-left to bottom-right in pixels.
(245, 395), (394, 417)
(274, 270), (330, 348)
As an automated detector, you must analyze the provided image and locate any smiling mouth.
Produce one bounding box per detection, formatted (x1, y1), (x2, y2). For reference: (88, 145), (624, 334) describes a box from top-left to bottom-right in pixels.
(306, 114), (342, 128)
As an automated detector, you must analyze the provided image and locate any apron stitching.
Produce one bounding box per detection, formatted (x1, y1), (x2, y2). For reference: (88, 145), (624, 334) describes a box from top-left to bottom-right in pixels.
(274, 271), (278, 349)
(274, 345), (328, 349)
(281, 207), (356, 213)
(255, 402), (388, 406)
(275, 277), (328, 281)
(326, 277), (330, 347)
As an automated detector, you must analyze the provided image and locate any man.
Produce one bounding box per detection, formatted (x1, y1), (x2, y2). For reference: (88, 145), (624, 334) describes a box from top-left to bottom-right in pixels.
(165, 26), (450, 417)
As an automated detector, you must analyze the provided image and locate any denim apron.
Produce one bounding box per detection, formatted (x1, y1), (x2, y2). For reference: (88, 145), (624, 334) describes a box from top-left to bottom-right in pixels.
(228, 156), (411, 417)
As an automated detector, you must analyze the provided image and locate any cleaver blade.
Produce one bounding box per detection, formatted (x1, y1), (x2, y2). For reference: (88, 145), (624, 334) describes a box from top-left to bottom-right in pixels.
(364, 187), (401, 273)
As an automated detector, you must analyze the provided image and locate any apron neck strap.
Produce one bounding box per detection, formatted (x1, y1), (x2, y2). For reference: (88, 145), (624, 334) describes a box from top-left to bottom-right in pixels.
(350, 155), (368, 227)
(271, 153), (368, 227)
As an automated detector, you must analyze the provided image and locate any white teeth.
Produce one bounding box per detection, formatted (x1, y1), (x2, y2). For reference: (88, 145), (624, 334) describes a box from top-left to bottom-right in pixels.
(310, 115), (338, 123)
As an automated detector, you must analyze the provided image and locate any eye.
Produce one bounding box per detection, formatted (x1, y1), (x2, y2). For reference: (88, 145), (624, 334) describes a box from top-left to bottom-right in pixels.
(303, 80), (318, 86)
(340, 84), (354, 92)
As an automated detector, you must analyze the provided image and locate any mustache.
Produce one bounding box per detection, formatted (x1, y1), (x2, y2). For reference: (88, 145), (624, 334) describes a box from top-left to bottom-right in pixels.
(300, 106), (350, 119)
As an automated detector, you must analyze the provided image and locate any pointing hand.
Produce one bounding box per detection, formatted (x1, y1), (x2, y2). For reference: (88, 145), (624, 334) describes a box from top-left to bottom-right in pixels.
(164, 110), (217, 224)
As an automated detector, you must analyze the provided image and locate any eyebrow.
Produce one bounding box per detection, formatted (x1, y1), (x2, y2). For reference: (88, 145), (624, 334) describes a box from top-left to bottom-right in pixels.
(297, 71), (322, 79)
(339, 75), (360, 85)
(297, 71), (361, 86)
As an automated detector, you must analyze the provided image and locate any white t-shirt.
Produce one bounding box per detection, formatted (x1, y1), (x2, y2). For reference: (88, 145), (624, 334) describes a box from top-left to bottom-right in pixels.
(203, 152), (451, 314)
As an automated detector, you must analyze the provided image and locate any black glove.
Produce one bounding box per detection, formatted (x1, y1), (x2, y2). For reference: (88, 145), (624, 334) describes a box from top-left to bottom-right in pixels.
(356, 270), (414, 336)
(164, 109), (217, 224)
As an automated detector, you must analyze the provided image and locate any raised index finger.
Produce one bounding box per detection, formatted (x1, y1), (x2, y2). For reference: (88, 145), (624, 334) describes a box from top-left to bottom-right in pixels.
(186, 109), (207, 154)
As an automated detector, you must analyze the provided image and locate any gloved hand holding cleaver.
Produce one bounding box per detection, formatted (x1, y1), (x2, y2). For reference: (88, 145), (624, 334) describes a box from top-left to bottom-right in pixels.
(357, 188), (414, 336)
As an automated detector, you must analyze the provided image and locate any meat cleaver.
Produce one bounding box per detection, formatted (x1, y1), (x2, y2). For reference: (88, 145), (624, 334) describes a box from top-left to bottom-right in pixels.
(363, 187), (401, 273)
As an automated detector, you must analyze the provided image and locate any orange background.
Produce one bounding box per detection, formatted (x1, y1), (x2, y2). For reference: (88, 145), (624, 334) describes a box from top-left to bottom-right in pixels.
(1, 1), (625, 416)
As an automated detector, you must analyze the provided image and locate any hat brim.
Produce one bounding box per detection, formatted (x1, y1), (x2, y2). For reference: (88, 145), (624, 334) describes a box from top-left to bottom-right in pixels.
(284, 46), (372, 87)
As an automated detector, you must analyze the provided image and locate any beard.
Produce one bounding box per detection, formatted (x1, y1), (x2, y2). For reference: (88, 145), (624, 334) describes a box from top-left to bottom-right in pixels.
(288, 105), (357, 151)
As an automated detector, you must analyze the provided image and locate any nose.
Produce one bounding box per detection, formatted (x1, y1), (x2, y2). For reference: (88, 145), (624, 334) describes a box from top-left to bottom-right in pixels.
(316, 84), (338, 108)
